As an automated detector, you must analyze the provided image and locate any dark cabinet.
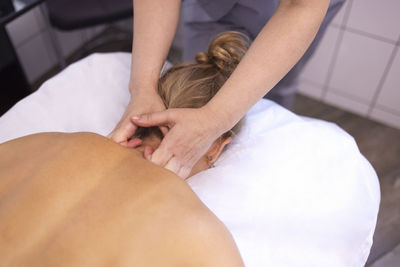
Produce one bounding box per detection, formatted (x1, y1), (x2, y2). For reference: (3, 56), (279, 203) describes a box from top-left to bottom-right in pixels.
(0, 27), (31, 116)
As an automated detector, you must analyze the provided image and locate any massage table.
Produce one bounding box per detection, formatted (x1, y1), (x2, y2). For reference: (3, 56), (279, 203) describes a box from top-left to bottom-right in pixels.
(0, 53), (380, 267)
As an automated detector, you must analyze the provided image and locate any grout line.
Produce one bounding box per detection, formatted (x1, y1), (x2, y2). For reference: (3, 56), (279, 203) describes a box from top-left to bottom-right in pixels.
(10, 25), (43, 49)
(4, 9), (40, 47)
(332, 0), (398, 46)
(330, 24), (398, 45)
(374, 104), (400, 117)
(343, 26), (397, 45)
(10, 6), (45, 48)
(12, 30), (40, 48)
(334, 0), (347, 27)
(36, 4), (60, 69)
(41, 29), (58, 65)
(320, 29), (343, 99)
(299, 77), (324, 88)
(320, 0), (353, 100)
(298, 79), (325, 98)
(327, 87), (372, 105)
(367, 37), (399, 116)
(338, 0), (353, 28)
(330, 23), (341, 28)
(33, 5), (48, 37)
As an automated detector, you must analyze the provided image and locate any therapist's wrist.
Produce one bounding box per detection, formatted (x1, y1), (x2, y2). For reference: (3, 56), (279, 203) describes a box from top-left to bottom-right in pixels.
(129, 77), (159, 96)
(129, 68), (161, 94)
(201, 102), (237, 136)
(129, 85), (160, 103)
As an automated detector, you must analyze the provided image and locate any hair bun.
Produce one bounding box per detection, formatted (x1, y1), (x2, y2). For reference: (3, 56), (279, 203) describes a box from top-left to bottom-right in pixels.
(195, 51), (210, 64)
(195, 31), (249, 75)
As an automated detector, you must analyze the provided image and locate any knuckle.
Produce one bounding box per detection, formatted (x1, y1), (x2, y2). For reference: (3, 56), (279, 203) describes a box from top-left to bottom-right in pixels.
(166, 110), (178, 124)
(164, 112), (172, 125)
(142, 113), (151, 121)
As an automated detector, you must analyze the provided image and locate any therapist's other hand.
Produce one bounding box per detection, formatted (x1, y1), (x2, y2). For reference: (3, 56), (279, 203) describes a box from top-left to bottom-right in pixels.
(131, 107), (222, 179)
(108, 88), (166, 147)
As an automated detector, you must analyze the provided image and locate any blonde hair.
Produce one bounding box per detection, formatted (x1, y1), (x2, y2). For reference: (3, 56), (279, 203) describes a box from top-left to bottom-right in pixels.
(137, 31), (249, 139)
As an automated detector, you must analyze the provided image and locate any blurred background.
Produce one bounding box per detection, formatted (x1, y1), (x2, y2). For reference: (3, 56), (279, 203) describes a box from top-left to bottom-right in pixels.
(1, 0), (399, 266)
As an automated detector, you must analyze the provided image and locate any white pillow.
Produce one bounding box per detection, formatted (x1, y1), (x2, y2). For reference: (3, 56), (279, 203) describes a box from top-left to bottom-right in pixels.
(188, 101), (380, 266)
(0, 53), (380, 267)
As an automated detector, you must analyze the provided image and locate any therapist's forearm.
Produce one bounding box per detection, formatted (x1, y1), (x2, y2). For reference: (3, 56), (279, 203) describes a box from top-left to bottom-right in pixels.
(130, 0), (181, 93)
(205, 0), (329, 132)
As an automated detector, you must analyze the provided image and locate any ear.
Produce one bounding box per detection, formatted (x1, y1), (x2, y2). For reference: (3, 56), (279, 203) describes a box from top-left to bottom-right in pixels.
(207, 137), (232, 165)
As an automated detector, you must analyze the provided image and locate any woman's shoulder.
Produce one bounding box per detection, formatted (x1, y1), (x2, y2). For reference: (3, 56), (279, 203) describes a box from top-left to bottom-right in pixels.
(0, 131), (138, 161)
(0, 131), (182, 189)
(0, 131), (244, 266)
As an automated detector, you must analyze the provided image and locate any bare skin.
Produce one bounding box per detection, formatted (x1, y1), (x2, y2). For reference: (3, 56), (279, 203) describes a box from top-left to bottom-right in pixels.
(110, 0), (330, 178)
(0, 132), (243, 267)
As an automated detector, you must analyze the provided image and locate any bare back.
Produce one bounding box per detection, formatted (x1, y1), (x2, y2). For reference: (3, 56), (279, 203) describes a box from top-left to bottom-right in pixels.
(0, 132), (243, 267)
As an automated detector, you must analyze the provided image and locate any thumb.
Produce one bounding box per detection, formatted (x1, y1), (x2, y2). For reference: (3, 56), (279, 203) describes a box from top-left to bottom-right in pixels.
(109, 120), (137, 143)
(131, 110), (174, 128)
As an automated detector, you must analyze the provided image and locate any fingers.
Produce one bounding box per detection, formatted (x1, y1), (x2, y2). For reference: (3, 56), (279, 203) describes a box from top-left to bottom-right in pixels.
(159, 126), (169, 137)
(125, 138), (142, 148)
(177, 166), (192, 180)
(150, 140), (173, 166)
(164, 157), (181, 175)
(119, 140), (129, 147)
(144, 145), (154, 160)
(109, 119), (138, 144)
(128, 108), (214, 179)
(131, 110), (173, 128)
(164, 158), (192, 179)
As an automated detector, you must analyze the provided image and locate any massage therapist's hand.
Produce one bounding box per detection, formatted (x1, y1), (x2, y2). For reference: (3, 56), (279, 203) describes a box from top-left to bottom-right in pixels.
(132, 107), (224, 179)
(108, 87), (166, 147)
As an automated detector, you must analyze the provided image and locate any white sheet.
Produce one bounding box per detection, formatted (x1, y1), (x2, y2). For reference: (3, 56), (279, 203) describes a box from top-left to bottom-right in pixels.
(0, 53), (380, 267)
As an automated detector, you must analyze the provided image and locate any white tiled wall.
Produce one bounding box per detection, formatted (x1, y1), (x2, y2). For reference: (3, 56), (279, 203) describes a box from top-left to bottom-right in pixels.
(5, 5), (106, 84)
(328, 31), (393, 104)
(374, 50), (400, 114)
(346, 0), (399, 42)
(298, 0), (400, 129)
(300, 26), (341, 87)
